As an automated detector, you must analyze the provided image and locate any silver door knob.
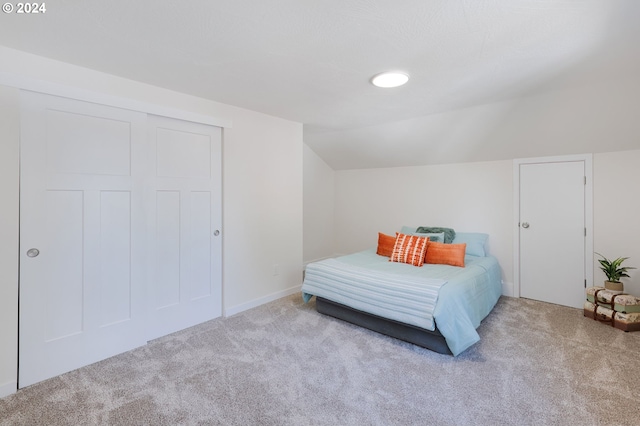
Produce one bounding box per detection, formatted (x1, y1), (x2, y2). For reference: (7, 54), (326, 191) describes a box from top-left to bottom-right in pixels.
(27, 248), (40, 258)
(522, 222), (530, 229)
(213, 230), (220, 236)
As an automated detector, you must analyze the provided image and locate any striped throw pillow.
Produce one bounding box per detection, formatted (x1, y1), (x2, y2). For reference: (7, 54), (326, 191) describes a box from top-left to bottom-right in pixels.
(390, 233), (429, 267)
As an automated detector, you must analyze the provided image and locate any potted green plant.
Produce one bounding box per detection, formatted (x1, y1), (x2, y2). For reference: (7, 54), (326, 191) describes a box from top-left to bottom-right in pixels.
(595, 252), (636, 293)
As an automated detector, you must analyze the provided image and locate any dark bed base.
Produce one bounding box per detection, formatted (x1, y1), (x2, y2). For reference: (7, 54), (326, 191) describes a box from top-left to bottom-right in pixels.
(315, 297), (453, 355)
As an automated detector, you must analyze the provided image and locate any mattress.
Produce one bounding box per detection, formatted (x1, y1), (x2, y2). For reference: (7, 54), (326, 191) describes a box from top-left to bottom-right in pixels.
(302, 249), (503, 356)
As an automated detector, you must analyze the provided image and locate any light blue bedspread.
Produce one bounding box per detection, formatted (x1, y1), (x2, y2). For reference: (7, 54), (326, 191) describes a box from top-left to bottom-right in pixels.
(301, 249), (502, 356)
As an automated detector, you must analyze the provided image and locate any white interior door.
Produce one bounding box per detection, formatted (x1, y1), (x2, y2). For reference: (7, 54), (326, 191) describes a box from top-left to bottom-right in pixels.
(146, 115), (222, 340)
(519, 161), (586, 308)
(19, 91), (148, 387)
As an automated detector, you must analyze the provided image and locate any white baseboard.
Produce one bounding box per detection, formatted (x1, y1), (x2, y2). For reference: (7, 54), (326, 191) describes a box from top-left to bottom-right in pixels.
(0, 380), (17, 399)
(224, 284), (302, 317)
(502, 280), (515, 297)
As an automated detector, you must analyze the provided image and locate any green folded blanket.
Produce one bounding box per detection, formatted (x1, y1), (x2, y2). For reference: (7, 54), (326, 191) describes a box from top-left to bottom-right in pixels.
(416, 227), (456, 244)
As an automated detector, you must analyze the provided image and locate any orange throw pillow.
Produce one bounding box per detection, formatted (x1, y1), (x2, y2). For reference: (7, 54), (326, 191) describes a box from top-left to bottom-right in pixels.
(425, 241), (467, 267)
(376, 232), (396, 257)
(390, 233), (429, 267)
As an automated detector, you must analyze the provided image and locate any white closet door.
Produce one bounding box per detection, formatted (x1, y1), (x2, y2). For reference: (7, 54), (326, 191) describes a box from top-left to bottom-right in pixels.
(19, 92), (148, 387)
(146, 115), (222, 340)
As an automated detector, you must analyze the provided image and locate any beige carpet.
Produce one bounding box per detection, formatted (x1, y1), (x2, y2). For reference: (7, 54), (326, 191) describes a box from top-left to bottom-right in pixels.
(1, 294), (640, 425)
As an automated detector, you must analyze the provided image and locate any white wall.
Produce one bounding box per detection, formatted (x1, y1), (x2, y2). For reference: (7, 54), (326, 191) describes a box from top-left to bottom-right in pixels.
(303, 144), (336, 264)
(333, 161), (514, 288)
(593, 150), (640, 296)
(222, 107), (303, 315)
(0, 46), (303, 396)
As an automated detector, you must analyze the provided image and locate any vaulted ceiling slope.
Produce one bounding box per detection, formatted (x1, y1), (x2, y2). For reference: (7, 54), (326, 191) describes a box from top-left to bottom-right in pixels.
(1, 1), (639, 169)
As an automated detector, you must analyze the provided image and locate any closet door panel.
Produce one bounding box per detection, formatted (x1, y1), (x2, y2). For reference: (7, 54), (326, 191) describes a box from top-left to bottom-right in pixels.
(147, 115), (222, 341)
(154, 190), (182, 309)
(19, 91), (147, 388)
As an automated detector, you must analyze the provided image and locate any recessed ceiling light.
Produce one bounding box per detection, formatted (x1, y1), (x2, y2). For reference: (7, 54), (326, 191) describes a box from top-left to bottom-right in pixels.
(371, 71), (409, 88)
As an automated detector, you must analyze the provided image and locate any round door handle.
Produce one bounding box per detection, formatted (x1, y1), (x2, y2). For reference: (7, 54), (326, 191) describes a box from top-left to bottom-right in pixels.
(213, 230), (220, 236)
(27, 248), (40, 258)
(522, 222), (530, 229)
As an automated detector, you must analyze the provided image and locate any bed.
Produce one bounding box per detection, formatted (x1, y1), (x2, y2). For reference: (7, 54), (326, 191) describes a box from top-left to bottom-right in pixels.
(301, 230), (503, 356)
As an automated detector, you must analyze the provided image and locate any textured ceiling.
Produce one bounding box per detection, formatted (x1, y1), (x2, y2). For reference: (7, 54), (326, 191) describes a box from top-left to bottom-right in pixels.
(1, 0), (639, 169)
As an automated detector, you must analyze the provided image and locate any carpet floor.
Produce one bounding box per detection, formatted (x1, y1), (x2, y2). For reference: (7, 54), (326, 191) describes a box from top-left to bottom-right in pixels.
(1, 294), (640, 425)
